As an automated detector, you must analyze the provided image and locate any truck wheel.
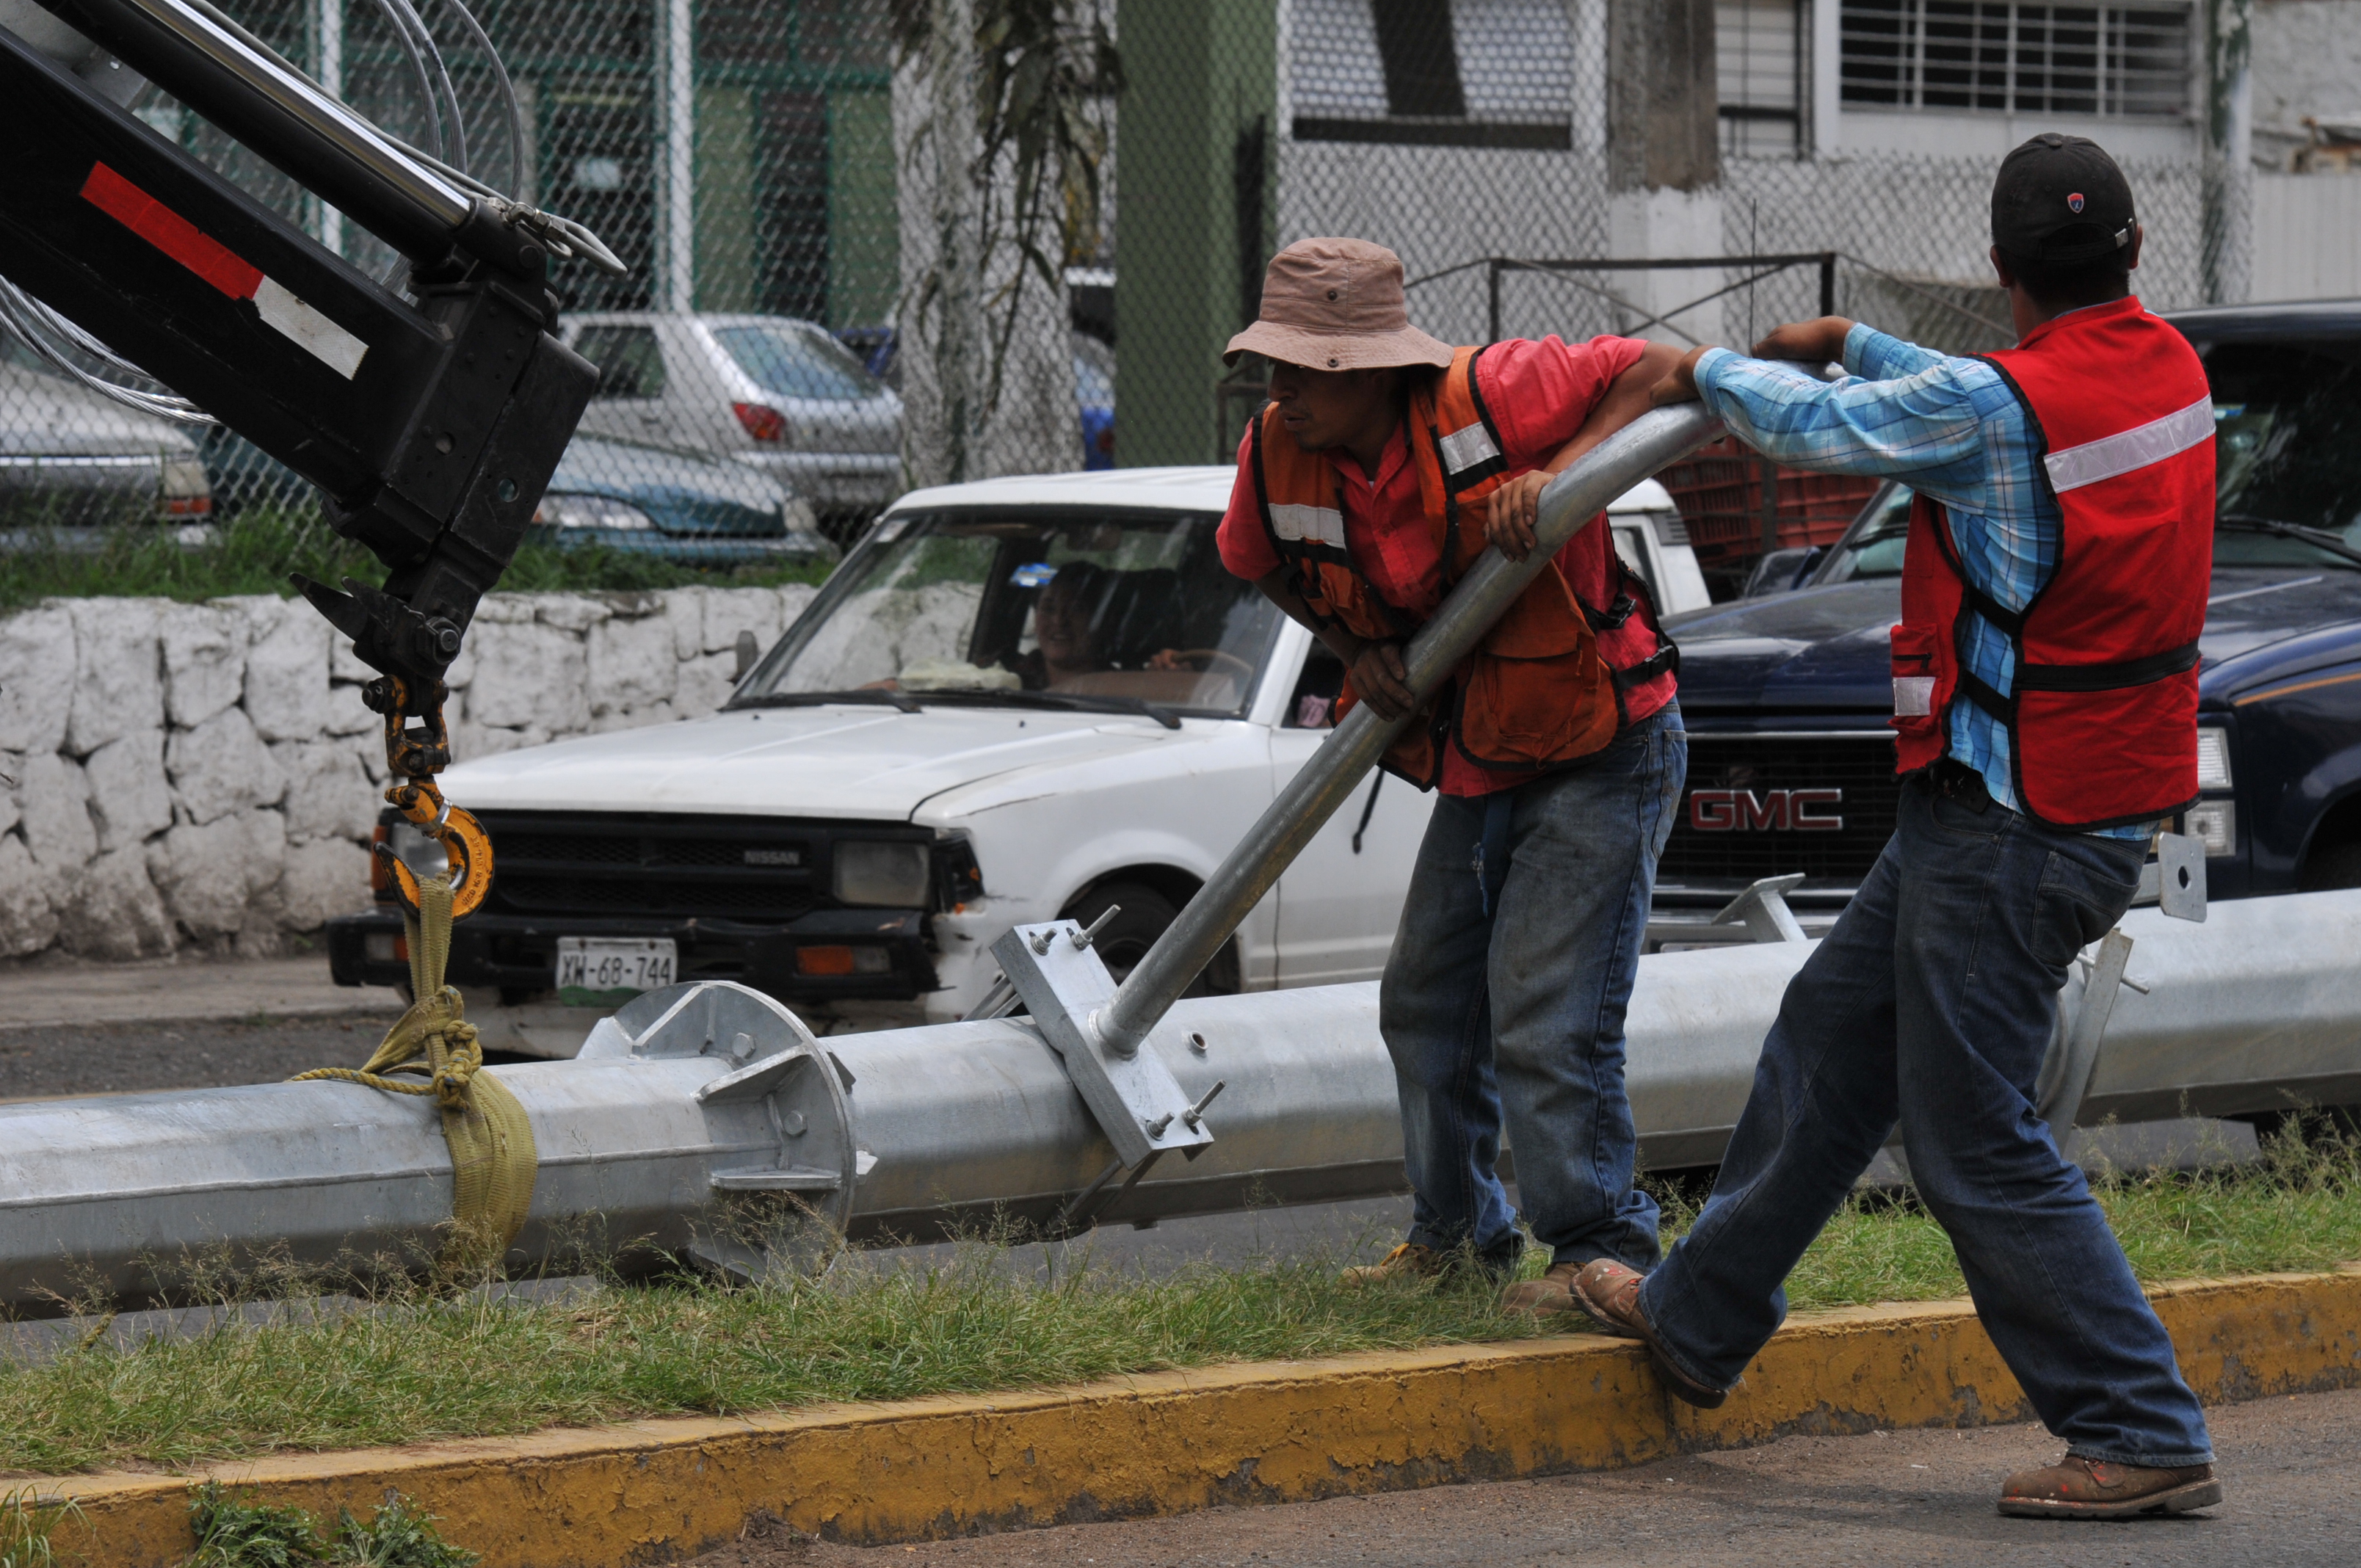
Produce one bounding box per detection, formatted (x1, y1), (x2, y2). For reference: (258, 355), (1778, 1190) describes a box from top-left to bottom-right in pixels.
(2298, 840), (2361, 891)
(1060, 882), (1231, 995)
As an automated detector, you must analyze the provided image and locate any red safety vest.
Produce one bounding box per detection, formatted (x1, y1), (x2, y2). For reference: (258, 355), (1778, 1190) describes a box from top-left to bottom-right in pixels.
(1890, 297), (2213, 831)
(1251, 344), (1678, 788)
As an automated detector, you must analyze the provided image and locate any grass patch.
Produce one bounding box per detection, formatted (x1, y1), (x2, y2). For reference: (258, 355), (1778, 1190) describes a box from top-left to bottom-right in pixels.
(1, 1130), (2354, 1476)
(0, 509), (832, 614)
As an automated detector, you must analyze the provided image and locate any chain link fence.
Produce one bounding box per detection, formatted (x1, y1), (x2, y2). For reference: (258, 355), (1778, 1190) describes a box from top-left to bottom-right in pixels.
(0, 0), (2249, 591)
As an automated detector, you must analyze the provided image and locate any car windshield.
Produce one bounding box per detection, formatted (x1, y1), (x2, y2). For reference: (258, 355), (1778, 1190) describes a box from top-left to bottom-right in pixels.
(736, 507), (1284, 720)
(711, 322), (883, 402)
(1810, 331), (2361, 583)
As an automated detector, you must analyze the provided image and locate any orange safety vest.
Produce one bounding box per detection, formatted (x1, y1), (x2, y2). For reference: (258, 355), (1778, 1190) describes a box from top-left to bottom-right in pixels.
(1250, 345), (1677, 788)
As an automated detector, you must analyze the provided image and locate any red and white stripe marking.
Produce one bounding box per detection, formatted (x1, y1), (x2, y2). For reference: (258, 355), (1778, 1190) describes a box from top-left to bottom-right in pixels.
(81, 161), (369, 380)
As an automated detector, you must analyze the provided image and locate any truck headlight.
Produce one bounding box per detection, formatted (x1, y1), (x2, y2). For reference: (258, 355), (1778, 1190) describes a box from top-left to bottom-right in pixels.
(2183, 801), (2236, 858)
(2194, 727), (2233, 791)
(833, 840), (931, 907)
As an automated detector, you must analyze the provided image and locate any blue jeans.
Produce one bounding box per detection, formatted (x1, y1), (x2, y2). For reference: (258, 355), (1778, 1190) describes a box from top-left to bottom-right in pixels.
(1641, 774), (2213, 1467)
(1377, 707), (1686, 1268)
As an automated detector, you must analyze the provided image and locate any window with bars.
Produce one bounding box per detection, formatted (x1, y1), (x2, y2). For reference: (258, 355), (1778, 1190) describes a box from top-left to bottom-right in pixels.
(1840, 0), (2192, 117)
(1719, 0), (1806, 156)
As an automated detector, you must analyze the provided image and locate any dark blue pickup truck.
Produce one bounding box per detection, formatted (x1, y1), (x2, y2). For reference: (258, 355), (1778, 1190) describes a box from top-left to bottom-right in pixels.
(1655, 299), (2361, 951)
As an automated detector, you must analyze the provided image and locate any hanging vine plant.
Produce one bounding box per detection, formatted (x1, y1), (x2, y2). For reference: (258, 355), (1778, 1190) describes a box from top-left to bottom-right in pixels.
(891, 0), (1122, 410)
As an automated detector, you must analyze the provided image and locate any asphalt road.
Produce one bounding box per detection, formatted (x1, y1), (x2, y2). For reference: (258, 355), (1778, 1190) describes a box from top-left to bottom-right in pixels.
(694, 1387), (2361, 1568)
(0, 1012), (398, 1100)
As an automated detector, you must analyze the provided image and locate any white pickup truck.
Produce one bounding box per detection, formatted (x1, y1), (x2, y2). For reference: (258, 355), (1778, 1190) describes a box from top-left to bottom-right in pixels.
(327, 466), (1708, 1045)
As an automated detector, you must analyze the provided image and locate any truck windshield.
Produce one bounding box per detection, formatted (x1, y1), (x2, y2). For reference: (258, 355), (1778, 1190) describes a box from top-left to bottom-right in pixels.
(736, 507), (1284, 720)
(1811, 333), (2361, 584)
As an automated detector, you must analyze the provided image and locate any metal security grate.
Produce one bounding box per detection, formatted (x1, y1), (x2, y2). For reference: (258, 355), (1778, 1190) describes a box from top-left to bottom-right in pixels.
(1658, 733), (1902, 885)
(1840, 0), (2193, 117)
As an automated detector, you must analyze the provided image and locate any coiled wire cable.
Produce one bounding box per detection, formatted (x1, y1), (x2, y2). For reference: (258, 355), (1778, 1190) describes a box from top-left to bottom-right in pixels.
(0, 277), (219, 424)
(0, 0), (589, 424)
(369, 0), (462, 173)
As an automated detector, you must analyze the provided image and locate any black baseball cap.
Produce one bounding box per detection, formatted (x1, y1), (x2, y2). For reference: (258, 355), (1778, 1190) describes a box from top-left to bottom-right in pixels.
(1991, 134), (2136, 262)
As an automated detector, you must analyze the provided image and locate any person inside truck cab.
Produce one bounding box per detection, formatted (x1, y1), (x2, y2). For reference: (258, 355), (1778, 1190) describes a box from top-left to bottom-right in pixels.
(1564, 135), (2224, 1523)
(1006, 560), (1193, 691)
(1014, 561), (1114, 689)
(1215, 236), (1686, 1303)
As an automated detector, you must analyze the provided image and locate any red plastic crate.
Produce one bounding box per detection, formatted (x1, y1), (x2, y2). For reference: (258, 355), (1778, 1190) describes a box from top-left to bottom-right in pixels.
(1658, 436), (1880, 568)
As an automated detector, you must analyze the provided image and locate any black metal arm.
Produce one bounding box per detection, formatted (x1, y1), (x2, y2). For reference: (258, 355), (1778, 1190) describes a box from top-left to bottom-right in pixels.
(0, 0), (600, 692)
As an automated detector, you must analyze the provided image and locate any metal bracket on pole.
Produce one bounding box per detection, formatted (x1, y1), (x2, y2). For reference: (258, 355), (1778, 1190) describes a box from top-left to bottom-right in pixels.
(2035, 926), (2138, 1133)
(991, 920), (1216, 1170)
(1707, 873), (1810, 944)
(2133, 831), (2208, 922)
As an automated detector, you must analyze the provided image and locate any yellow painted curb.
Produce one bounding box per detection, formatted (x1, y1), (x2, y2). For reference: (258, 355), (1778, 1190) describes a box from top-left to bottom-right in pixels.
(26, 1267), (2361, 1566)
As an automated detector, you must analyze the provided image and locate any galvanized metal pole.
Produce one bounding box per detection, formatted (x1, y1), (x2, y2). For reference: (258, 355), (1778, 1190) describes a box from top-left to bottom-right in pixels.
(10, 890), (2361, 1315)
(1092, 402), (1725, 1059)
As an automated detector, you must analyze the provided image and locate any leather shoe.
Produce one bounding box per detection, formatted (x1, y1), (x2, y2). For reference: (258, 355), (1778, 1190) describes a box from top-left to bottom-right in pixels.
(1998, 1454), (2222, 1519)
(1568, 1259), (1732, 1409)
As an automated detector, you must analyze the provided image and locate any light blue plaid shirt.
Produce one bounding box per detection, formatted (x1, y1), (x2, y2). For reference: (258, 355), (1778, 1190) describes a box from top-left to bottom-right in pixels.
(1693, 320), (2151, 839)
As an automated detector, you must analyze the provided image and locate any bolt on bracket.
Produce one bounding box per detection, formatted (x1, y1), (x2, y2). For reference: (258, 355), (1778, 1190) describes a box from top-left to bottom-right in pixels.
(991, 919), (1216, 1169)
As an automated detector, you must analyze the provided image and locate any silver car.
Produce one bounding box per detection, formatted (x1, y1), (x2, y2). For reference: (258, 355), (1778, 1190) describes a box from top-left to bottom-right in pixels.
(0, 357), (211, 532)
(560, 312), (902, 529)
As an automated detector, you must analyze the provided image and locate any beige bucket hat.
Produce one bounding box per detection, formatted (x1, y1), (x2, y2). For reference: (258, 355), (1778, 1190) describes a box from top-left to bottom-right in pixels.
(1224, 238), (1454, 371)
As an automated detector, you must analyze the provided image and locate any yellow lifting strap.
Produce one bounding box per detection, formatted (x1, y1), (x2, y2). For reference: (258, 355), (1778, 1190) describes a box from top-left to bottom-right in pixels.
(291, 874), (538, 1274)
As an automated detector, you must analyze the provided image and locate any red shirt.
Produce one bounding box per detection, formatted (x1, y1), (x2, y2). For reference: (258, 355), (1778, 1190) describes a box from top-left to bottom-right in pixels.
(1219, 334), (1659, 795)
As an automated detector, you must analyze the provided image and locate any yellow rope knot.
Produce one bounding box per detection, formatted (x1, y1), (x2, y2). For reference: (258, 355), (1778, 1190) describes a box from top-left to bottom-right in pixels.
(291, 875), (537, 1277)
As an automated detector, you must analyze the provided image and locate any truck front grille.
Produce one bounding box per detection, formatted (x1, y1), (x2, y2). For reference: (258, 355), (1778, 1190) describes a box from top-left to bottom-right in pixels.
(473, 810), (899, 923)
(1658, 733), (1900, 885)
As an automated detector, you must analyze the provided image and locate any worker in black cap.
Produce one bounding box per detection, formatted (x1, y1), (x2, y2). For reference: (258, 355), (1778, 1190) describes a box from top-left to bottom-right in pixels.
(1521, 134), (2224, 1520)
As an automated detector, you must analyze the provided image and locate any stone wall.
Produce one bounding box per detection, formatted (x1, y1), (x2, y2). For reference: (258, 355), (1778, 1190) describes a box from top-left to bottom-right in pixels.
(0, 585), (816, 961)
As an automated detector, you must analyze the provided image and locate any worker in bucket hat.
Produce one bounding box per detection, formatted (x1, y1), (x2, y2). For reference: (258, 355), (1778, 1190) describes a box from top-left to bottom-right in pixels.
(1216, 236), (1685, 1301)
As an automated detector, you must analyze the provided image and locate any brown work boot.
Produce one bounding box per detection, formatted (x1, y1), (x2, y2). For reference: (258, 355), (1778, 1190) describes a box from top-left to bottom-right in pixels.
(1500, 1260), (1584, 1318)
(1997, 1454), (2222, 1520)
(1340, 1242), (1448, 1287)
(1567, 1259), (1733, 1409)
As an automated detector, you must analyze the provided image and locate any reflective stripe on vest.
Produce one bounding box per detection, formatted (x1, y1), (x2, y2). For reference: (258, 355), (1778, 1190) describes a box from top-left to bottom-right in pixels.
(1436, 421), (1501, 478)
(1267, 502), (1345, 549)
(2043, 392), (2214, 493)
